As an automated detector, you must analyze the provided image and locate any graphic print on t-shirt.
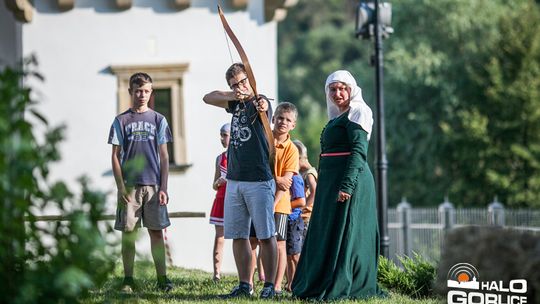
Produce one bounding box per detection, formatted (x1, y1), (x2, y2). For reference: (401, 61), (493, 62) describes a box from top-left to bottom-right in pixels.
(230, 103), (252, 149)
(125, 121), (157, 142)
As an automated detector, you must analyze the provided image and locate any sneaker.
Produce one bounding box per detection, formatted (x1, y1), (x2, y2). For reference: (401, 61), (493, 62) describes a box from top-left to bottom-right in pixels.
(259, 286), (275, 299)
(157, 277), (173, 293)
(220, 284), (253, 299)
(120, 277), (136, 293)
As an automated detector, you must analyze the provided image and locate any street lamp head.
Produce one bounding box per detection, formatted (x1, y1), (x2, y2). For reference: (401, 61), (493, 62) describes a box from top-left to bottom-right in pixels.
(355, 1), (393, 40)
(355, 2), (373, 39)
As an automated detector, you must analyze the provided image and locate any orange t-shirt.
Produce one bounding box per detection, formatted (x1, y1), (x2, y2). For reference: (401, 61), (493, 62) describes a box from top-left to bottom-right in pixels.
(274, 135), (299, 215)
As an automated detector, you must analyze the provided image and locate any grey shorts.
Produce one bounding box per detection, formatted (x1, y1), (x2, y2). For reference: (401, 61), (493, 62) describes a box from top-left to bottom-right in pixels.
(286, 216), (305, 255)
(114, 185), (170, 232)
(224, 179), (276, 240)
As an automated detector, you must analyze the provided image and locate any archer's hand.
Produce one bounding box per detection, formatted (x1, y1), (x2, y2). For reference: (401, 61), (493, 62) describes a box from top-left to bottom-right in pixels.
(254, 96), (268, 112)
(233, 90), (251, 101)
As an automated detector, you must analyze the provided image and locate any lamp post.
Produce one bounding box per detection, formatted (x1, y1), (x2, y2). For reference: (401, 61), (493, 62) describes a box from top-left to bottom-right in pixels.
(356, 0), (392, 258)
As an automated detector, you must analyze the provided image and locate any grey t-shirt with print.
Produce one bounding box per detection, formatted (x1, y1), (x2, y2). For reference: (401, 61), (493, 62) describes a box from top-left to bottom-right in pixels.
(108, 108), (172, 186)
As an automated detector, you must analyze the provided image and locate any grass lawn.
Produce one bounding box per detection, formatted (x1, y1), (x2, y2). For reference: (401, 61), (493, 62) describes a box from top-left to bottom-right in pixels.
(81, 261), (443, 303)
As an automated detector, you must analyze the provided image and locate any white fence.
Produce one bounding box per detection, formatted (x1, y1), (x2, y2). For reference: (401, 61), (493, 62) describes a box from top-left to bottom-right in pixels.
(387, 198), (540, 264)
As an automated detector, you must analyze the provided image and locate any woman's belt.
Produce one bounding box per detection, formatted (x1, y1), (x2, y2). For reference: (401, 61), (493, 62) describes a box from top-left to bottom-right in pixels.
(320, 152), (351, 157)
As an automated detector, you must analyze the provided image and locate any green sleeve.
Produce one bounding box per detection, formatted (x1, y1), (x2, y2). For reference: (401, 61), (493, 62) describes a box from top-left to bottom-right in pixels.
(339, 121), (369, 194)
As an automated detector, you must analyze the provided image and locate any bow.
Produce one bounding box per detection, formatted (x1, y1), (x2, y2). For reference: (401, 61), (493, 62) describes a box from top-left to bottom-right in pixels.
(217, 5), (276, 173)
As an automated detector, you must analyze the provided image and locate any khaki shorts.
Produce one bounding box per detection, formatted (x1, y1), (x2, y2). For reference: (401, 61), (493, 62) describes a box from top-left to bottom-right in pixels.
(114, 185), (170, 232)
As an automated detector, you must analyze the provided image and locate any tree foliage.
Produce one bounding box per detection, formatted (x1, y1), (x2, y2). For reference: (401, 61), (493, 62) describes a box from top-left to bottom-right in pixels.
(0, 57), (115, 303)
(279, 0), (371, 163)
(279, 0), (540, 208)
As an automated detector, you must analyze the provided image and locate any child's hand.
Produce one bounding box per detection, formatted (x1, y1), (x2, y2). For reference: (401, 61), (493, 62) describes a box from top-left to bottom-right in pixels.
(119, 187), (130, 204)
(159, 190), (169, 205)
(215, 177), (227, 188)
(276, 176), (292, 191)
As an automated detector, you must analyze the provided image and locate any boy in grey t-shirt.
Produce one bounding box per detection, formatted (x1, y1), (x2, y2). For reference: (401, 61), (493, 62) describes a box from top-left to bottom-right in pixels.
(108, 72), (173, 292)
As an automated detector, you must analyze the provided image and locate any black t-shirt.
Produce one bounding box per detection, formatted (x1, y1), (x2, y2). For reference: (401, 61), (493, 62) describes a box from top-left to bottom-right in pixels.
(226, 96), (273, 181)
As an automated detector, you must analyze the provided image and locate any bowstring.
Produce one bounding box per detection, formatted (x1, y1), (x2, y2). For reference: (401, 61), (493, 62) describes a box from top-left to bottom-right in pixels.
(223, 27), (235, 64)
(219, 0), (235, 64)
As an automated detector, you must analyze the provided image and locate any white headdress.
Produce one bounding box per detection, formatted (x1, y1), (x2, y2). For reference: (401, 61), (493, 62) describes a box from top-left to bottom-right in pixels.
(325, 70), (373, 140)
(220, 123), (231, 134)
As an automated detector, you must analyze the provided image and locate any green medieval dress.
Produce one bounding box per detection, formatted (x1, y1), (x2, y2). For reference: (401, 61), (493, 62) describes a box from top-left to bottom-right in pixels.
(291, 111), (384, 300)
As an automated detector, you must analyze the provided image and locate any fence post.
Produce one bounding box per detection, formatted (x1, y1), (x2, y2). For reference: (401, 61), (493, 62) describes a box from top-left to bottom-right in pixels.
(438, 197), (455, 251)
(488, 196), (505, 226)
(397, 197), (412, 257)
(438, 196), (455, 232)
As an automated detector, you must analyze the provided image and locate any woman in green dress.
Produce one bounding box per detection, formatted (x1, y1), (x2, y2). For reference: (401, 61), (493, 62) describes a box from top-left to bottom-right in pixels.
(291, 70), (385, 300)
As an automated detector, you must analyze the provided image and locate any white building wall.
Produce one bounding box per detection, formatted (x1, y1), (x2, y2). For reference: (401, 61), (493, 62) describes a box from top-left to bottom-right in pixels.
(23, 0), (277, 274)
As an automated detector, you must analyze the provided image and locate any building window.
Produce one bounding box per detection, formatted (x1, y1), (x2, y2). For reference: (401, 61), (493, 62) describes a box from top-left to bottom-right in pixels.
(152, 88), (174, 163)
(110, 63), (191, 172)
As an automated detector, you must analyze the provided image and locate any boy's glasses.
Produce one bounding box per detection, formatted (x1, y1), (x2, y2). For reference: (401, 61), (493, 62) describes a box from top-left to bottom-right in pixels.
(230, 77), (248, 90)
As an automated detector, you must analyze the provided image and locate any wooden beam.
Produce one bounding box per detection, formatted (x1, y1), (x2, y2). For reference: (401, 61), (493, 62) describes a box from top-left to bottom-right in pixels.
(272, 8), (288, 22)
(115, 0), (132, 10)
(172, 0), (190, 10)
(264, 0), (297, 22)
(173, 0), (191, 10)
(27, 211), (205, 222)
(3, 0), (298, 23)
(283, 0), (298, 8)
(231, 0), (248, 9)
(57, 0), (75, 11)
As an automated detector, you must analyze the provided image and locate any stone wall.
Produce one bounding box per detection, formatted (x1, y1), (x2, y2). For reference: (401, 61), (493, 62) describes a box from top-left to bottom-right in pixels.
(436, 226), (540, 303)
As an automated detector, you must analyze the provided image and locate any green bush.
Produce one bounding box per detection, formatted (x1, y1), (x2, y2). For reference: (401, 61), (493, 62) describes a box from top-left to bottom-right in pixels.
(378, 253), (436, 299)
(0, 56), (115, 303)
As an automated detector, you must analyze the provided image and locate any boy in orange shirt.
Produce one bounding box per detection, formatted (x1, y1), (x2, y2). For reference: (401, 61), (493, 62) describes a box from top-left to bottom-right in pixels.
(271, 102), (299, 294)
